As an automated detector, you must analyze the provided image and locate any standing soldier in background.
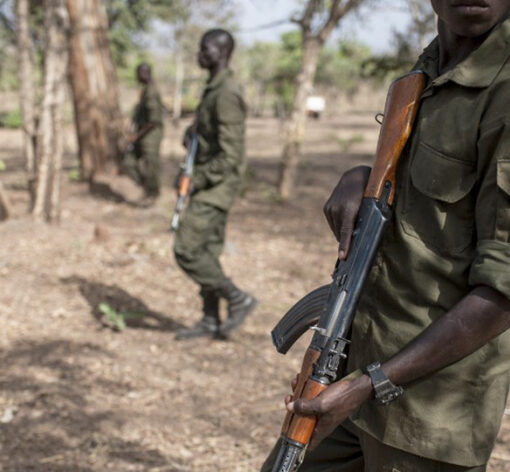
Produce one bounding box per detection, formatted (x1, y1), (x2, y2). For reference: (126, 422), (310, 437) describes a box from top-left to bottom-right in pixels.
(174, 29), (257, 340)
(123, 63), (164, 205)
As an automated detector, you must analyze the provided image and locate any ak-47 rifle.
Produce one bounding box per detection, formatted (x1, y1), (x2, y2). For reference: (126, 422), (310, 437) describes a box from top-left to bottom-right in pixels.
(170, 132), (198, 233)
(269, 71), (426, 472)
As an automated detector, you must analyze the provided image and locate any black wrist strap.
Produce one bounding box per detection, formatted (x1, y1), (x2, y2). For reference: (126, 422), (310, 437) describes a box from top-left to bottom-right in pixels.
(365, 362), (404, 405)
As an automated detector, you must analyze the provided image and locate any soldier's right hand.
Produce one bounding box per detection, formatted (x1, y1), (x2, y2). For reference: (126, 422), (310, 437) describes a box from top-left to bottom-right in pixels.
(323, 166), (371, 260)
(182, 126), (193, 149)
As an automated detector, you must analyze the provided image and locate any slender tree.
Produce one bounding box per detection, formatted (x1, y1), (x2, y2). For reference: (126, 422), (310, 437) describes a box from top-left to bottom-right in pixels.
(15, 0), (37, 204)
(32, 0), (68, 222)
(278, 0), (367, 200)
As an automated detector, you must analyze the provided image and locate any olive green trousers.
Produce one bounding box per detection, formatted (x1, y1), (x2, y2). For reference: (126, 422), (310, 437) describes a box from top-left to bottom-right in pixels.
(261, 419), (486, 472)
(122, 132), (162, 196)
(173, 199), (228, 289)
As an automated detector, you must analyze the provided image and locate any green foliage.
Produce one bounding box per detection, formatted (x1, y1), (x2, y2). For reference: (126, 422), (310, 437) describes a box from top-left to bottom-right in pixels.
(106, 0), (235, 67)
(99, 302), (144, 331)
(243, 31), (373, 116)
(106, 0), (184, 66)
(68, 168), (81, 182)
(181, 93), (199, 114)
(0, 159), (6, 172)
(1, 108), (22, 129)
(316, 41), (372, 93)
(361, 55), (414, 82)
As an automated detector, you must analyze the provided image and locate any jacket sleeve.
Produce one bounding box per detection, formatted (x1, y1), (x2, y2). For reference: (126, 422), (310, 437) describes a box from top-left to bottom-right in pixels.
(192, 89), (246, 190)
(469, 114), (510, 299)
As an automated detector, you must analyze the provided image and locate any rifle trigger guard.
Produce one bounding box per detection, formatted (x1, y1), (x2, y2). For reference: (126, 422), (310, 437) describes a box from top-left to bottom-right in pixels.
(375, 113), (384, 125)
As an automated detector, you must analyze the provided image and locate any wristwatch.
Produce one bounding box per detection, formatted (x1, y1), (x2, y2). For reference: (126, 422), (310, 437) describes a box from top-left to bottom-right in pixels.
(365, 362), (403, 405)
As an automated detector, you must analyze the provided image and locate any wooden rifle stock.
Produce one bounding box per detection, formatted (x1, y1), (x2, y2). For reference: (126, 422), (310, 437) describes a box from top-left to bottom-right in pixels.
(170, 133), (198, 233)
(274, 71), (425, 472)
(177, 175), (191, 197)
(364, 71), (426, 204)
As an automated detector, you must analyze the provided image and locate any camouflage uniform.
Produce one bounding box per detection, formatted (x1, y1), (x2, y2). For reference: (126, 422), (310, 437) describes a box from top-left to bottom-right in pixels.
(123, 81), (164, 196)
(174, 68), (246, 290)
(263, 18), (510, 472)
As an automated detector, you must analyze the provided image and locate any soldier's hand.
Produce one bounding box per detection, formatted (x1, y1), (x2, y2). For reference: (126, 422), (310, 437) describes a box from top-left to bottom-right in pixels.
(286, 374), (373, 451)
(182, 127), (193, 149)
(323, 166), (371, 260)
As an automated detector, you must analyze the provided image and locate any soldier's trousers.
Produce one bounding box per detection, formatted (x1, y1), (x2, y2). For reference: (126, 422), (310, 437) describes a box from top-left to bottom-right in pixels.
(122, 132), (162, 196)
(261, 419), (486, 472)
(173, 199), (228, 289)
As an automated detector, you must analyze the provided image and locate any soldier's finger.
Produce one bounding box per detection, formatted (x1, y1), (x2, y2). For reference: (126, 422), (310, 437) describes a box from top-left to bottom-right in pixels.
(288, 397), (322, 416)
(291, 374), (299, 391)
(338, 225), (354, 260)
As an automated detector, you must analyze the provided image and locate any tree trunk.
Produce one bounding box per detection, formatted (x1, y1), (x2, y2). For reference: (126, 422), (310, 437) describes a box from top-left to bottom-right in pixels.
(32, 0), (69, 222)
(278, 37), (321, 200)
(0, 182), (12, 221)
(172, 41), (184, 124)
(16, 0), (37, 205)
(65, 0), (123, 181)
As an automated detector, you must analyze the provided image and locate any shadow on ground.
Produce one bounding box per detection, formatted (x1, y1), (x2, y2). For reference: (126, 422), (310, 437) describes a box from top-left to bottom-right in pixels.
(61, 276), (185, 333)
(0, 339), (172, 471)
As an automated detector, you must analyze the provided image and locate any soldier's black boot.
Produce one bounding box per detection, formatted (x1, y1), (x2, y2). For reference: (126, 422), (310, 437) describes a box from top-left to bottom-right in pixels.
(175, 289), (220, 340)
(218, 279), (258, 336)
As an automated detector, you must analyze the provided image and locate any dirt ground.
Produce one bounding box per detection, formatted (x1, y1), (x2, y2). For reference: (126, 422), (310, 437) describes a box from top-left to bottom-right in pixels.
(0, 112), (509, 471)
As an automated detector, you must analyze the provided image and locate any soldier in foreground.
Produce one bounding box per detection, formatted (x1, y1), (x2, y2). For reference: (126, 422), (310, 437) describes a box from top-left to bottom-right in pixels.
(174, 29), (257, 340)
(123, 63), (164, 205)
(263, 1), (510, 470)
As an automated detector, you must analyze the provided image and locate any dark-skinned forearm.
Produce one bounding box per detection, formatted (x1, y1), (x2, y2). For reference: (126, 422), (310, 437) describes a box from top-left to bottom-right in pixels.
(382, 285), (510, 387)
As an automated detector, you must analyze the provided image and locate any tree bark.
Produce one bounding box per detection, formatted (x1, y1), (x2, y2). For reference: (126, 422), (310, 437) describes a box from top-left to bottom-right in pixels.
(172, 39), (184, 124)
(16, 0), (37, 205)
(0, 182), (12, 221)
(278, 37), (321, 200)
(65, 0), (123, 180)
(32, 0), (69, 222)
(278, 0), (367, 200)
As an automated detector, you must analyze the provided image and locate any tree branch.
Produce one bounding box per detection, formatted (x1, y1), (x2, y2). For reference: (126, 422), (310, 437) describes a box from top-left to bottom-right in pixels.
(318, 0), (365, 43)
(297, 0), (322, 32)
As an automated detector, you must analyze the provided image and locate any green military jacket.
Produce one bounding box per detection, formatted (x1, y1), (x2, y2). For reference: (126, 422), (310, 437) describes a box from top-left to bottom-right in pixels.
(191, 68), (247, 211)
(133, 81), (163, 150)
(348, 19), (510, 466)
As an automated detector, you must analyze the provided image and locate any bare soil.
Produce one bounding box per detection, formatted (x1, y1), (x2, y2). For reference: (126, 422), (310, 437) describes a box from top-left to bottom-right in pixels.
(0, 114), (509, 471)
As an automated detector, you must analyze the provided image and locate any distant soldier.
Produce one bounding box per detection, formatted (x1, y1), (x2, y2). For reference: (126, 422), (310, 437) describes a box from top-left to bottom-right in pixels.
(123, 63), (164, 204)
(174, 29), (257, 340)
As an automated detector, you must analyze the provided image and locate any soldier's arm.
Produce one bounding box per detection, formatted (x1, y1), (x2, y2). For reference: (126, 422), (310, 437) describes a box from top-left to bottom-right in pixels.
(128, 87), (163, 144)
(193, 89), (246, 190)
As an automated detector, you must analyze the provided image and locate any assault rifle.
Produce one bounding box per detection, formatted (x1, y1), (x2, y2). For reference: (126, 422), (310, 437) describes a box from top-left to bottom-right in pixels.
(170, 133), (198, 233)
(269, 71), (426, 472)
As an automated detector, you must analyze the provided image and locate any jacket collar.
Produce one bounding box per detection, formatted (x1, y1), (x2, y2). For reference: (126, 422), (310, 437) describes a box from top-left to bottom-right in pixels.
(417, 18), (510, 88)
(204, 68), (232, 92)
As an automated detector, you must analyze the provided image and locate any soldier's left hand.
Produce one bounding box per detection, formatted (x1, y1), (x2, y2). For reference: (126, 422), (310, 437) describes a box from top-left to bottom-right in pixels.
(286, 374), (373, 451)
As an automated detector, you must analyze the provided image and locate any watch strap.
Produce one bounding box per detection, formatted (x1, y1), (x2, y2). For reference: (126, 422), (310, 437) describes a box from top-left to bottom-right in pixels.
(365, 362), (403, 405)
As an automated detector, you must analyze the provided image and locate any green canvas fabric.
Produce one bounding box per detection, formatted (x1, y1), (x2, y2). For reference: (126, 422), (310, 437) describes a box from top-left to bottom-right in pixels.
(347, 19), (510, 467)
(190, 68), (247, 211)
(261, 419), (485, 472)
(173, 199), (228, 289)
